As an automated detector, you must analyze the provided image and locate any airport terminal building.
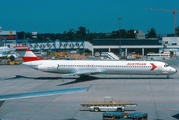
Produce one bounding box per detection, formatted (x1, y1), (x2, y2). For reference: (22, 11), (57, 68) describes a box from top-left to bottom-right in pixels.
(1, 27), (179, 57)
(92, 39), (162, 56)
(2, 37), (179, 57)
(21, 37), (179, 56)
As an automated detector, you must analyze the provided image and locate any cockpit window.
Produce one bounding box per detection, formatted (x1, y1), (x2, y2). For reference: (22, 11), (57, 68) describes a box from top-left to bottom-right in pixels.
(164, 64), (169, 67)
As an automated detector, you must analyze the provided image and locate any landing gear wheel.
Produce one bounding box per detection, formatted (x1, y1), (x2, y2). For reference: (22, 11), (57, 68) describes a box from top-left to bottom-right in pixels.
(94, 108), (99, 112)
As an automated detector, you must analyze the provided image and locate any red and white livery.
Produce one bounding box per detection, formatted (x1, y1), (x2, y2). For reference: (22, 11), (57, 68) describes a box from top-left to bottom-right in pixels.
(14, 46), (177, 78)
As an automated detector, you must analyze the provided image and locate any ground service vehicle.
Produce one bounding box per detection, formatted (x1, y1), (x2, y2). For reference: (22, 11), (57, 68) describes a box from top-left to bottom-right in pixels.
(125, 112), (148, 120)
(81, 97), (137, 112)
(8, 61), (20, 65)
(103, 111), (148, 120)
(103, 112), (124, 120)
(147, 53), (170, 60)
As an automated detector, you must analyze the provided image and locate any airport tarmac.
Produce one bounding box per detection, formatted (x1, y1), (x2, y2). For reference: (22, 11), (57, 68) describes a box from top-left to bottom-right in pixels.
(0, 59), (179, 120)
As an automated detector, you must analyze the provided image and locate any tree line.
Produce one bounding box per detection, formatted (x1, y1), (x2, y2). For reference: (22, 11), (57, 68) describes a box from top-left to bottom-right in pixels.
(17, 26), (169, 43)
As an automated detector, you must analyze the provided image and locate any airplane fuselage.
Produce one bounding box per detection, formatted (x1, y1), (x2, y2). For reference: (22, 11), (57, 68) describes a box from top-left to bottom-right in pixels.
(23, 60), (177, 76)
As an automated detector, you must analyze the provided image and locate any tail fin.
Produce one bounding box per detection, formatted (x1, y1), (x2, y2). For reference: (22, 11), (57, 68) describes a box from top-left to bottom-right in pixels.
(14, 46), (42, 62)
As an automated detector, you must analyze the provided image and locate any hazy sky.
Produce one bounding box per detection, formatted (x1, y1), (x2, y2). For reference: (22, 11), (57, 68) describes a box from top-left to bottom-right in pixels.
(0, 0), (179, 34)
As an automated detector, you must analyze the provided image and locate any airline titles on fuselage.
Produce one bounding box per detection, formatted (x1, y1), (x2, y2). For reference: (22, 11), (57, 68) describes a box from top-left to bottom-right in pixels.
(127, 63), (147, 66)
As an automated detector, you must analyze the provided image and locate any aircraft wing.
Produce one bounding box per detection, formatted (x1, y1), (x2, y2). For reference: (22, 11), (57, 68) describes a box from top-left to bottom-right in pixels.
(0, 85), (91, 101)
(61, 70), (105, 77)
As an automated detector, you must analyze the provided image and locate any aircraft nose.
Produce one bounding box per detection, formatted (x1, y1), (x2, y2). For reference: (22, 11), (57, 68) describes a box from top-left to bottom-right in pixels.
(172, 68), (177, 74)
(170, 67), (177, 74)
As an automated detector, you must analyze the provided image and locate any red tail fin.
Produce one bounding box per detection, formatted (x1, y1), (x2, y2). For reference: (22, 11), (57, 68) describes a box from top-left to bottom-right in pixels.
(14, 46), (42, 62)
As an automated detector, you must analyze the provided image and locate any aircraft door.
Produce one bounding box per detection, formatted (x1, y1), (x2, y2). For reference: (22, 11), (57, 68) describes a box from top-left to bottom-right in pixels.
(158, 65), (162, 72)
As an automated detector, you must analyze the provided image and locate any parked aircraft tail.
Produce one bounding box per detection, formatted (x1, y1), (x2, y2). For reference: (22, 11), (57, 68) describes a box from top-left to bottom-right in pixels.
(14, 46), (42, 62)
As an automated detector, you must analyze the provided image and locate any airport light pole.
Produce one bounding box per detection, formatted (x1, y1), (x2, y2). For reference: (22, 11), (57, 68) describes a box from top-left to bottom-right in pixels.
(118, 18), (122, 56)
(118, 18), (122, 37)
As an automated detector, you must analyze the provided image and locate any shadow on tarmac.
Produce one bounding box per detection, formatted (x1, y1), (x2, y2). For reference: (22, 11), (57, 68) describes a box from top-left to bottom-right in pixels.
(2, 75), (62, 80)
(1, 75), (174, 87)
(64, 118), (78, 120)
(172, 113), (179, 119)
(58, 76), (99, 86)
(57, 75), (171, 86)
(1, 74), (172, 87)
(0, 101), (5, 107)
(2, 74), (171, 80)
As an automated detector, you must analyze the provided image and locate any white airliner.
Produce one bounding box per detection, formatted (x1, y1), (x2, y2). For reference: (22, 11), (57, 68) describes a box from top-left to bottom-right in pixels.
(0, 46), (9, 57)
(0, 46), (18, 59)
(14, 46), (177, 78)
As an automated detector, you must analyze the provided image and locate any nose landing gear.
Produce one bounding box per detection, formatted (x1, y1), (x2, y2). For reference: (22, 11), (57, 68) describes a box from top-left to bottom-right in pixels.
(167, 75), (169, 78)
